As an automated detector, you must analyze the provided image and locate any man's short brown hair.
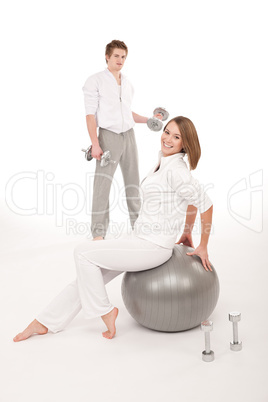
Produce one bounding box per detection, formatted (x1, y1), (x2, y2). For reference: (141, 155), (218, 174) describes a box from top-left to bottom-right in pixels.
(105, 40), (128, 64)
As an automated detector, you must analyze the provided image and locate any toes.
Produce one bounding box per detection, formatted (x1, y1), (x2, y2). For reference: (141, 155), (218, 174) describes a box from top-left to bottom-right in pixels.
(13, 327), (32, 342)
(13, 324), (48, 342)
(102, 331), (113, 339)
(13, 333), (25, 342)
(102, 330), (116, 339)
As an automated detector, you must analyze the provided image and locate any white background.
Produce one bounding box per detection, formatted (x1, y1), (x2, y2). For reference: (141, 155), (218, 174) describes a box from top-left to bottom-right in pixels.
(1, 1), (268, 401)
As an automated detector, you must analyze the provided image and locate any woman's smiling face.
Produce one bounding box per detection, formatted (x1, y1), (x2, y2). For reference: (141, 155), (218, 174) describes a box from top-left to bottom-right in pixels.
(161, 121), (184, 156)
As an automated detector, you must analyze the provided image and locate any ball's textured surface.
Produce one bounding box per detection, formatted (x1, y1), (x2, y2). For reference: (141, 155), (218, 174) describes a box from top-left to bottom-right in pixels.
(121, 244), (220, 332)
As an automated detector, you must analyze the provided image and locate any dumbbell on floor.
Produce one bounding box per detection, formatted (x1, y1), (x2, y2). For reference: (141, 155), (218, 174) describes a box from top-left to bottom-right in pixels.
(81, 146), (116, 167)
(229, 312), (242, 351)
(147, 107), (169, 132)
(201, 320), (214, 362)
(199, 312), (243, 360)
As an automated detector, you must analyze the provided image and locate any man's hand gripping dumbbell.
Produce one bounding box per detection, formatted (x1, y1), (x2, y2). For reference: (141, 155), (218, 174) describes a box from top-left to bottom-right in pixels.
(147, 107), (169, 131)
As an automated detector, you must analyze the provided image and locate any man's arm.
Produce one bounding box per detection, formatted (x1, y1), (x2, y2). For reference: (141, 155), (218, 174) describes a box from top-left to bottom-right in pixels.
(132, 111), (164, 124)
(86, 115), (103, 160)
(132, 112), (148, 123)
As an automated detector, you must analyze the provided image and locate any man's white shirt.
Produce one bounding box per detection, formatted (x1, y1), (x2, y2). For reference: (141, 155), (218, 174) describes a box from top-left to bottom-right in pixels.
(82, 68), (135, 134)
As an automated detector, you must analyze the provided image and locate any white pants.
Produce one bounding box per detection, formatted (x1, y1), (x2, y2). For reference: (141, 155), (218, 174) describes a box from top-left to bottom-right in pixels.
(36, 232), (173, 333)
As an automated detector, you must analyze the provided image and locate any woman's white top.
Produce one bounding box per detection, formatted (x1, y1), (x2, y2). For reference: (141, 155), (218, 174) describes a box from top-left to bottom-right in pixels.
(133, 151), (213, 249)
(82, 68), (135, 134)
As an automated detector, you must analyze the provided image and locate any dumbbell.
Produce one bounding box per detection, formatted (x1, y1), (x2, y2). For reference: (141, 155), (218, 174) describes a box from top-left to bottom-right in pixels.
(229, 312), (242, 351)
(147, 107), (169, 132)
(201, 320), (214, 362)
(81, 146), (116, 167)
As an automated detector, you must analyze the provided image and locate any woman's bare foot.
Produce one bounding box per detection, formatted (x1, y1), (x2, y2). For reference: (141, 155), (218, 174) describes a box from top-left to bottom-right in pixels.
(101, 307), (119, 339)
(93, 236), (104, 241)
(13, 319), (48, 342)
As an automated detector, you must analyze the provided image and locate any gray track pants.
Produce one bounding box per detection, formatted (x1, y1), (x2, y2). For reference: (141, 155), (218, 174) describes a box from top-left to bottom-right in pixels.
(91, 127), (141, 239)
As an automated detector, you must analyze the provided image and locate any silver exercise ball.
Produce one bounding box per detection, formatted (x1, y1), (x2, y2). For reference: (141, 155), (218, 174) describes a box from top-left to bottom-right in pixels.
(121, 244), (220, 332)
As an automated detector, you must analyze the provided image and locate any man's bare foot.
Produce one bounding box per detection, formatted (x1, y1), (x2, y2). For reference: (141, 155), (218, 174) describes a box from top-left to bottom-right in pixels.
(13, 319), (48, 342)
(93, 236), (104, 241)
(101, 307), (119, 339)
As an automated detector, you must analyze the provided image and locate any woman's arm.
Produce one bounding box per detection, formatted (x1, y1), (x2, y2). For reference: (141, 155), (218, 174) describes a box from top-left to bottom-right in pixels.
(176, 205), (198, 247)
(187, 205), (213, 272)
(169, 167), (213, 271)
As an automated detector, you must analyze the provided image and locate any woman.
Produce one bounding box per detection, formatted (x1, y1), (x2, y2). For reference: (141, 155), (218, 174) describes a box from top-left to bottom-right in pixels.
(13, 116), (213, 342)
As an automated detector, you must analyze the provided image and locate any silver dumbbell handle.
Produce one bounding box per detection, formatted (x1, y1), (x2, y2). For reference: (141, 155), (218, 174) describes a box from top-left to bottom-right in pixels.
(204, 332), (211, 354)
(229, 312), (242, 351)
(232, 321), (239, 344)
(201, 320), (214, 362)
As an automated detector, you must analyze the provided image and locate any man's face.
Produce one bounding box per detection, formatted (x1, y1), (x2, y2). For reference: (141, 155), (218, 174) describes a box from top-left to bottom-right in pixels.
(106, 48), (127, 71)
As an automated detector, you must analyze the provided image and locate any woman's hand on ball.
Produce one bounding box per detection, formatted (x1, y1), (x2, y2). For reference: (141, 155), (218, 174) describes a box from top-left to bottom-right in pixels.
(186, 245), (212, 272)
(176, 233), (194, 248)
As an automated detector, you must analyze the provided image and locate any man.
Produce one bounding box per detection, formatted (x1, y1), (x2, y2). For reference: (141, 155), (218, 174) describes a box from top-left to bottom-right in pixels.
(82, 40), (160, 241)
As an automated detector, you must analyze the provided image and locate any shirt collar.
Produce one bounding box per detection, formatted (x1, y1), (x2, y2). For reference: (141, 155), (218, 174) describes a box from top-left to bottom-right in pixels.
(105, 67), (125, 82)
(141, 151), (185, 185)
(157, 150), (185, 165)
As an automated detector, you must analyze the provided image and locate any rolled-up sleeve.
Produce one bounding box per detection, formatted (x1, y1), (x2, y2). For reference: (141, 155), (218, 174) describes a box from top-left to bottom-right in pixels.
(82, 76), (99, 116)
(168, 168), (213, 213)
